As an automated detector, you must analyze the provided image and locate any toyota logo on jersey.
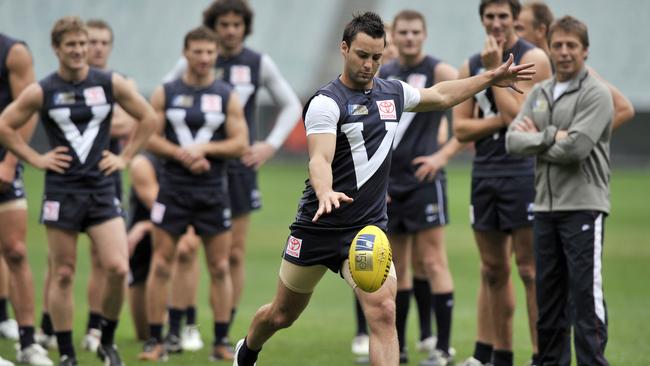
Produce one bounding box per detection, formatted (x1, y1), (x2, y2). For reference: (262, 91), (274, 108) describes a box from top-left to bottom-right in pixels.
(376, 100), (396, 120)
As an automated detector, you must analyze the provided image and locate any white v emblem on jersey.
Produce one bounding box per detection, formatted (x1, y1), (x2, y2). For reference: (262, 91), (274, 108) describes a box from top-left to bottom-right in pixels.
(234, 84), (255, 108)
(49, 104), (111, 164)
(341, 122), (398, 189)
(392, 111), (416, 149)
(166, 108), (226, 147)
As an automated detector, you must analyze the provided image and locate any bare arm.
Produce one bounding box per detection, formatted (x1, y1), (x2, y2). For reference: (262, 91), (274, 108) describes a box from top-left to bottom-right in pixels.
(196, 92), (249, 158)
(587, 66), (635, 130)
(307, 133), (353, 222)
(411, 53), (534, 112)
(110, 78), (138, 138)
(452, 60), (505, 142)
(130, 154), (158, 210)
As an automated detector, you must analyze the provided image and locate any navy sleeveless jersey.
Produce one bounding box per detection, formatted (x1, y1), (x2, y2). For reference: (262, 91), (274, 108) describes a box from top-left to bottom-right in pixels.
(127, 153), (160, 228)
(160, 78), (232, 190)
(215, 47), (261, 173)
(0, 34), (26, 162)
(378, 56), (446, 195)
(39, 67), (115, 192)
(291, 77), (406, 231)
(468, 38), (535, 177)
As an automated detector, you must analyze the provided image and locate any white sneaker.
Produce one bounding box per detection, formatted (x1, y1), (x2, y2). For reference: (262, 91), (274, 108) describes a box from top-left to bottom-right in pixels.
(415, 336), (437, 353)
(351, 334), (370, 356)
(81, 328), (101, 352)
(181, 325), (204, 351)
(0, 319), (19, 340)
(459, 356), (489, 366)
(233, 338), (256, 366)
(34, 332), (57, 350)
(0, 355), (15, 366)
(16, 343), (53, 366)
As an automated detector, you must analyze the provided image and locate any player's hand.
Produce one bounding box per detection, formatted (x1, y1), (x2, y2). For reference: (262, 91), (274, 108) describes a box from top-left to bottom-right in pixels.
(312, 190), (353, 222)
(386, 193), (392, 204)
(0, 160), (17, 192)
(412, 152), (448, 182)
(188, 157), (211, 175)
(513, 116), (539, 133)
(33, 146), (72, 174)
(127, 221), (153, 256)
(99, 150), (127, 175)
(173, 148), (196, 167)
(555, 130), (568, 141)
(481, 35), (503, 70)
(242, 141), (276, 170)
(489, 53), (535, 94)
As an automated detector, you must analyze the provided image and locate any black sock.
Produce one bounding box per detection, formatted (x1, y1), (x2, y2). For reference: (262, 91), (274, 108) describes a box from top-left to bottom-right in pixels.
(56, 331), (75, 359)
(0, 298), (8, 322)
(432, 292), (453, 353)
(168, 308), (183, 337)
(492, 349), (513, 366)
(354, 296), (368, 335)
(237, 337), (260, 366)
(473, 341), (493, 364)
(412, 277), (433, 340)
(230, 307), (237, 324)
(86, 312), (102, 332)
(100, 317), (118, 346)
(213, 321), (230, 345)
(186, 306), (197, 326)
(395, 289), (411, 353)
(40, 312), (54, 336)
(19, 326), (35, 350)
(149, 324), (163, 343)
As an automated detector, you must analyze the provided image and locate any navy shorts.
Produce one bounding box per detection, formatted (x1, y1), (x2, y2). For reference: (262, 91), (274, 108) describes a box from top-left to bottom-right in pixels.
(228, 171), (261, 217)
(0, 164), (25, 204)
(284, 224), (375, 273)
(152, 186), (231, 237)
(128, 230), (152, 287)
(40, 190), (123, 232)
(470, 176), (535, 232)
(387, 179), (449, 235)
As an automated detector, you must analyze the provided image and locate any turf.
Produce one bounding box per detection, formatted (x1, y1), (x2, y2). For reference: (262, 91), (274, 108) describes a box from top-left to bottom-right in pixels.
(0, 162), (648, 365)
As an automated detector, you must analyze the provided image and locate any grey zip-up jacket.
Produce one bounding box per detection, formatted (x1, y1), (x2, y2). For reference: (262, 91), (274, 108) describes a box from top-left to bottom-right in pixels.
(505, 67), (613, 213)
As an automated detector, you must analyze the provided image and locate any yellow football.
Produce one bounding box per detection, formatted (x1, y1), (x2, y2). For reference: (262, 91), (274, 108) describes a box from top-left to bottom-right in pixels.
(348, 225), (392, 293)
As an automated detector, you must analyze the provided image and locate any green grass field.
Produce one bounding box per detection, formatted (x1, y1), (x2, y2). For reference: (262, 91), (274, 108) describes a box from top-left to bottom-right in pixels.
(1, 162), (649, 365)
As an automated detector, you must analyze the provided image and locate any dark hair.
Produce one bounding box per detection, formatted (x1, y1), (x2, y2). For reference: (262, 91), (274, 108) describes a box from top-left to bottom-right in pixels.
(184, 26), (219, 49)
(202, 0), (254, 37)
(479, 0), (522, 19)
(524, 2), (554, 37)
(392, 9), (427, 32)
(548, 15), (589, 48)
(86, 18), (114, 43)
(51, 16), (87, 47)
(342, 12), (386, 47)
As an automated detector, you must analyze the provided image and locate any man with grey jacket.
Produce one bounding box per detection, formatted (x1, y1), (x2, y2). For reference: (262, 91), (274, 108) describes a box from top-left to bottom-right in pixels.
(505, 16), (612, 366)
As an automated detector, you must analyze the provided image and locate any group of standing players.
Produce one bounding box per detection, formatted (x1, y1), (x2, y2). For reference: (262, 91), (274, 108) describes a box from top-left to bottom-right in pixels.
(0, 1), (633, 366)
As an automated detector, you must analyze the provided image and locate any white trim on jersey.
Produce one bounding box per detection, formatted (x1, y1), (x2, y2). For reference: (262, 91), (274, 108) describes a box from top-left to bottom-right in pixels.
(392, 111), (416, 149)
(304, 94), (339, 135)
(593, 213), (605, 324)
(435, 179), (446, 225)
(48, 104), (111, 164)
(166, 108), (226, 147)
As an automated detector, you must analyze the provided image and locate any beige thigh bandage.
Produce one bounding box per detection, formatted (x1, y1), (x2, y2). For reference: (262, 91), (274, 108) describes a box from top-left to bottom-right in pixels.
(0, 198), (27, 214)
(278, 259), (328, 294)
(341, 259), (397, 290)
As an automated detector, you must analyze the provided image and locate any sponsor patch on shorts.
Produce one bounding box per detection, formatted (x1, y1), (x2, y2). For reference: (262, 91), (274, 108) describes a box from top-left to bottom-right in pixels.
(151, 202), (166, 224)
(285, 235), (302, 258)
(43, 200), (60, 221)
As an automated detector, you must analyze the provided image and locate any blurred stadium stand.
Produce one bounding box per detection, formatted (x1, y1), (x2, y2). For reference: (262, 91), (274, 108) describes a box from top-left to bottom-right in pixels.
(1, 0), (648, 166)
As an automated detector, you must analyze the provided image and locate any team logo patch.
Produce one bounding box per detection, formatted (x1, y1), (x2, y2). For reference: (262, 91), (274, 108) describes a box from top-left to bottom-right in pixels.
(533, 98), (548, 112)
(43, 201), (60, 222)
(201, 94), (222, 113)
(53, 92), (75, 105)
(348, 104), (369, 116)
(376, 100), (397, 120)
(527, 203), (535, 221)
(172, 95), (194, 108)
(230, 65), (251, 84)
(150, 202), (166, 224)
(285, 235), (302, 258)
(83, 86), (107, 106)
(407, 73), (427, 89)
(355, 234), (375, 251)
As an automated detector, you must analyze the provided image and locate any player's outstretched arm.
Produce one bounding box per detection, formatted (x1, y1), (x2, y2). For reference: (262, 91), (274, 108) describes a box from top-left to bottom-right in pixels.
(412, 54), (535, 113)
(0, 83), (71, 173)
(197, 92), (249, 158)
